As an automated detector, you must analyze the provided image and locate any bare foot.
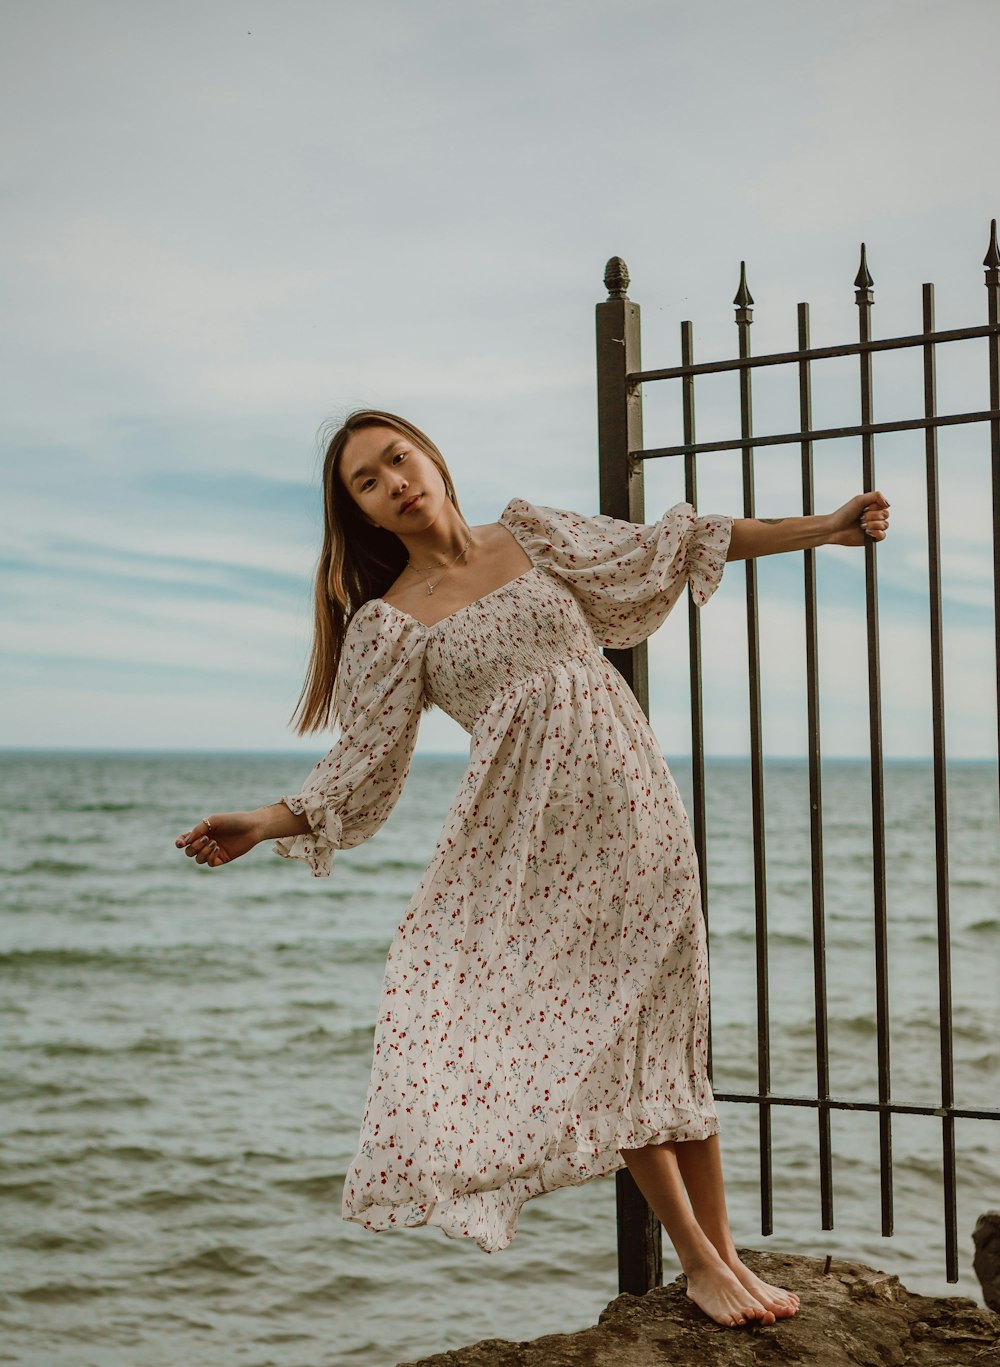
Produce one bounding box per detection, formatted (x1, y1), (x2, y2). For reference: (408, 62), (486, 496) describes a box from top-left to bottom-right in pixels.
(725, 1257), (800, 1318)
(684, 1261), (777, 1327)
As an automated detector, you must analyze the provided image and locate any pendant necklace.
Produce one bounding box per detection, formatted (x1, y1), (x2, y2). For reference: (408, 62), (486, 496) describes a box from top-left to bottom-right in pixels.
(406, 533), (473, 595)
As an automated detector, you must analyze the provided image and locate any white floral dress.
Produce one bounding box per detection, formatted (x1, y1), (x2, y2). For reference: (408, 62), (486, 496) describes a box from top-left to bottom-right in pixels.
(274, 498), (733, 1253)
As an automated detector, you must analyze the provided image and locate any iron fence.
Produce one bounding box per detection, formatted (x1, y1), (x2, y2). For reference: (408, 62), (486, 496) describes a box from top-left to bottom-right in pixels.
(595, 223), (1000, 1296)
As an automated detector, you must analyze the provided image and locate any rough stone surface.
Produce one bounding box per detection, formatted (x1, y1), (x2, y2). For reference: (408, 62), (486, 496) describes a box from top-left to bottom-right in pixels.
(973, 1212), (1000, 1314)
(399, 1250), (1000, 1366)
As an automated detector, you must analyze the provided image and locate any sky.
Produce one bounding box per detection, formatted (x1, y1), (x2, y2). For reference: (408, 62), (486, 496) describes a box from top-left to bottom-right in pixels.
(2, 0), (998, 760)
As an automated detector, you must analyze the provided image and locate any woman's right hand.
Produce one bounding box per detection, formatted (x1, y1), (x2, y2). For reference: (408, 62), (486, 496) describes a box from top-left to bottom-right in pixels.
(175, 811), (261, 869)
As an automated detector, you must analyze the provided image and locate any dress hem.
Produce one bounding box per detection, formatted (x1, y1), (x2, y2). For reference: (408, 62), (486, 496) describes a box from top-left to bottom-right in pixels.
(341, 1107), (720, 1254)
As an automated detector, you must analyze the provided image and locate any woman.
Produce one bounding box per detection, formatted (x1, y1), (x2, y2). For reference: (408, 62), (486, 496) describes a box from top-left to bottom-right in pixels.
(176, 409), (890, 1328)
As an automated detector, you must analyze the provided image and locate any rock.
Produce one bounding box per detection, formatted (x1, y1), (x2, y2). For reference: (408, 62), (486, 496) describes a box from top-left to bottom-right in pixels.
(974, 1212), (1000, 1314)
(399, 1250), (1000, 1366)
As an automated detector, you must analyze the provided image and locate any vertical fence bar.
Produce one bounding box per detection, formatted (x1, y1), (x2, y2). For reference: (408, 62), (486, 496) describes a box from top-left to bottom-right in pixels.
(985, 220), (1000, 809)
(596, 256), (662, 1296)
(922, 281), (958, 1281)
(798, 300), (834, 1230)
(734, 262), (773, 1235)
(681, 320), (714, 1077)
(854, 243), (892, 1237)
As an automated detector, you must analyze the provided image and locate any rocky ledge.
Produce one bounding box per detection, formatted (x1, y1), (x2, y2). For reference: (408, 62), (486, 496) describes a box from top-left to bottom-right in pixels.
(400, 1250), (1000, 1366)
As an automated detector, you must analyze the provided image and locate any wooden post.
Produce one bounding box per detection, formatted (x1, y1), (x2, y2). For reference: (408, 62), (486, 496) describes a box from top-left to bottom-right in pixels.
(595, 256), (661, 1295)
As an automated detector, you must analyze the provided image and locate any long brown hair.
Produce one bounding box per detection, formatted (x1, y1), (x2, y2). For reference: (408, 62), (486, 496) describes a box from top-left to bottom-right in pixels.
(289, 409), (465, 735)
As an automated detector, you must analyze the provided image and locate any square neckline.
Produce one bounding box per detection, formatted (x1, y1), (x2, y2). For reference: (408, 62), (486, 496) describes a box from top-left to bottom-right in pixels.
(373, 499), (538, 632)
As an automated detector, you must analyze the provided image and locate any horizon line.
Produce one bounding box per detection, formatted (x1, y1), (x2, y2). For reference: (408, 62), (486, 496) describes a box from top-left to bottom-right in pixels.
(0, 746), (996, 764)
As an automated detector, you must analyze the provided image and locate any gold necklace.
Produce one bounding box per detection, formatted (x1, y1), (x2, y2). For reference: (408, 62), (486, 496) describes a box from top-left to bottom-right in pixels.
(405, 533), (473, 595)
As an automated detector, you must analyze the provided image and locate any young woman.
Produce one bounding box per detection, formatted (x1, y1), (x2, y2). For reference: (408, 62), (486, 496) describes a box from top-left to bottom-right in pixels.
(176, 409), (890, 1328)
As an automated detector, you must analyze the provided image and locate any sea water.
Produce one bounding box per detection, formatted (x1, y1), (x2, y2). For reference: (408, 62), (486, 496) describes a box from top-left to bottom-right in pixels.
(1, 751), (997, 1366)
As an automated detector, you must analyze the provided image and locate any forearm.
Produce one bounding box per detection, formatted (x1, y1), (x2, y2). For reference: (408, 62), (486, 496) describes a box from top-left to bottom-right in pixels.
(252, 800), (313, 841)
(725, 512), (834, 562)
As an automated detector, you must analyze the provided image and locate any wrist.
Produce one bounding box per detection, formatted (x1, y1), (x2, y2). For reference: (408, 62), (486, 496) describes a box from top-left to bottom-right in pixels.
(251, 800), (306, 842)
(250, 798), (285, 842)
(819, 512), (838, 547)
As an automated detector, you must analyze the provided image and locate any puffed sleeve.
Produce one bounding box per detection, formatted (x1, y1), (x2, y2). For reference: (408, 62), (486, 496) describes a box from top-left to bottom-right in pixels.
(501, 496), (733, 650)
(272, 602), (427, 877)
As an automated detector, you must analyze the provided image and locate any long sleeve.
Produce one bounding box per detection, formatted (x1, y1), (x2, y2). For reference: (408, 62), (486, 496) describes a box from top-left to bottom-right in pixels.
(273, 602), (427, 877)
(501, 497), (733, 650)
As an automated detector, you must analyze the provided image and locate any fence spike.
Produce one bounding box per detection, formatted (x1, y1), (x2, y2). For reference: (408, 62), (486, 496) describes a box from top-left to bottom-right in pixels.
(855, 243), (874, 304)
(604, 257), (630, 300)
(983, 219), (1000, 271)
(734, 261), (754, 325)
(733, 260), (754, 309)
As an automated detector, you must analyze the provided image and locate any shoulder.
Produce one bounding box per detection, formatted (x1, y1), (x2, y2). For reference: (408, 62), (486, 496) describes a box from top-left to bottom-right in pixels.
(498, 496), (551, 525)
(342, 598), (425, 652)
(334, 599), (427, 718)
(498, 496), (570, 537)
(500, 497), (598, 554)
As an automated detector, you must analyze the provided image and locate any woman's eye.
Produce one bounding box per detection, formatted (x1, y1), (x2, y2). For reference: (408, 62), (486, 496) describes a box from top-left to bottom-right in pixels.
(392, 451), (406, 463)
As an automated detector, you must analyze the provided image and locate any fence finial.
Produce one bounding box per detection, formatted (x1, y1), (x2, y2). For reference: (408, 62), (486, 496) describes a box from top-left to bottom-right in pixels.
(604, 257), (630, 300)
(984, 219), (1000, 271)
(854, 243), (874, 303)
(733, 260), (753, 323)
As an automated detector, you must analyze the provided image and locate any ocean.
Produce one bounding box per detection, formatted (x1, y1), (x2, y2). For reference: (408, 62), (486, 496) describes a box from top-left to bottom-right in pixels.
(1, 751), (997, 1366)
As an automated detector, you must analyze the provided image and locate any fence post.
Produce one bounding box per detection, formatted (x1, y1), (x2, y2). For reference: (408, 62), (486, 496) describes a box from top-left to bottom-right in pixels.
(985, 219), (1000, 804)
(596, 256), (661, 1295)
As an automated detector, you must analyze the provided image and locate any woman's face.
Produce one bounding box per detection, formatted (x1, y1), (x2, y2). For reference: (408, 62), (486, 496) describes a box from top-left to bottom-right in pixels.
(338, 424), (448, 531)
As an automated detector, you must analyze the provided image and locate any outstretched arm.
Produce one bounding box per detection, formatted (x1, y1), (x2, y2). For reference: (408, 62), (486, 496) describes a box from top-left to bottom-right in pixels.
(726, 490), (890, 561)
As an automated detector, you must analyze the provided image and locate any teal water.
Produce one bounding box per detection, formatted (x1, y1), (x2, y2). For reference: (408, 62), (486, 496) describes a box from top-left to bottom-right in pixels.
(1, 751), (997, 1366)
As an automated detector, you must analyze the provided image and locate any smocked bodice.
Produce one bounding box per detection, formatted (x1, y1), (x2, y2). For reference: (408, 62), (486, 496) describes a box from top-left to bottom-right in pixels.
(405, 565), (598, 732)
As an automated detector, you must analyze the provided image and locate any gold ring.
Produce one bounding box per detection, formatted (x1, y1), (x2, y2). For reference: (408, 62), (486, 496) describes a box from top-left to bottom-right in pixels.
(204, 817), (213, 830)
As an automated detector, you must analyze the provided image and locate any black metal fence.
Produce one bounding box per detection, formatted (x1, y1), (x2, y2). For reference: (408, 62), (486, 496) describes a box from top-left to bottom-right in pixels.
(595, 223), (1000, 1296)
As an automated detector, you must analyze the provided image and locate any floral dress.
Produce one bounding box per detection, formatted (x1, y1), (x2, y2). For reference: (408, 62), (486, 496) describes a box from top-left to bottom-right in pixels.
(274, 497), (733, 1253)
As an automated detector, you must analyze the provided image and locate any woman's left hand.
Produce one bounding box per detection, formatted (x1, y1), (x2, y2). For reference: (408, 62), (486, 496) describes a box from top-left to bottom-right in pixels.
(828, 490), (890, 547)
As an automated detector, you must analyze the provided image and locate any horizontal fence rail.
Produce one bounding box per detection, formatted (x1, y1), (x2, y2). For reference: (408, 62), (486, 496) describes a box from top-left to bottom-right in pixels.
(632, 321), (1000, 382)
(712, 1093), (999, 1123)
(637, 409), (1000, 461)
(596, 223), (1000, 1297)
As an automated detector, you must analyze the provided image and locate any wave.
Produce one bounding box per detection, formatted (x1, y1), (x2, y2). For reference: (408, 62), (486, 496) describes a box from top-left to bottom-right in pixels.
(67, 801), (138, 813)
(329, 1023), (376, 1056)
(17, 1280), (109, 1303)
(353, 857), (427, 875)
(0, 946), (266, 981)
(709, 926), (818, 949)
(124, 1179), (262, 1212)
(5, 859), (90, 876)
(964, 917), (999, 933)
(143, 1243), (276, 1280)
(31, 1036), (183, 1057)
(273, 1172), (344, 1200)
(40, 1142), (164, 1166)
(270, 1272), (375, 1311)
(11, 1228), (108, 1252)
(0, 1178), (59, 1204)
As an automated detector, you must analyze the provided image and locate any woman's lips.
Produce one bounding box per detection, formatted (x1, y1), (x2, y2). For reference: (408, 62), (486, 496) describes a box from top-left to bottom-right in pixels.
(400, 494), (421, 514)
